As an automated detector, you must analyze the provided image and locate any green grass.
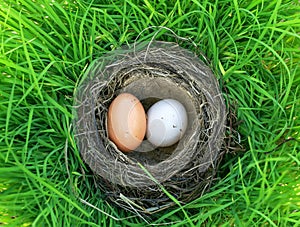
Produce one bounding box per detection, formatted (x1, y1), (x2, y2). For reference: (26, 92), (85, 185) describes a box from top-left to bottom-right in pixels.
(0, 0), (299, 226)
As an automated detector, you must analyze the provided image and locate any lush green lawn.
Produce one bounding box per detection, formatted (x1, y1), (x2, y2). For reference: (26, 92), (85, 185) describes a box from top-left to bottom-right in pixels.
(0, 0), (299, 226)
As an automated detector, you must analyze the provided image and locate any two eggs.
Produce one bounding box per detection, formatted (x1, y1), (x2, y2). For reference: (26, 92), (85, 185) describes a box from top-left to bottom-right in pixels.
(107, 93), (188, 152)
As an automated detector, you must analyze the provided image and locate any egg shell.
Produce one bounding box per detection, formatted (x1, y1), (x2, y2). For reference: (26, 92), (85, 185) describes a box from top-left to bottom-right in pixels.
(107, 93), (146, 152)
(146, 99), (188, 147)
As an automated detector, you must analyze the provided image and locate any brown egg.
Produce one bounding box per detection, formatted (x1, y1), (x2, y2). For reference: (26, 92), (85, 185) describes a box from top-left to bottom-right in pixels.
(107, 93), (146, 152)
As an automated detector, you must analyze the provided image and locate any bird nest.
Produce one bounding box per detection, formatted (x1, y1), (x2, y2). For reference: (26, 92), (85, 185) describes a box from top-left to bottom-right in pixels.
(73, 41), (227, 215)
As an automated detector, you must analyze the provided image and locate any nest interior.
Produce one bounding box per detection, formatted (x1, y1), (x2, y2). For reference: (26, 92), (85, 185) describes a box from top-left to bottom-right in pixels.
(115, 71), (200, 158)
(74, 41), (227, 214)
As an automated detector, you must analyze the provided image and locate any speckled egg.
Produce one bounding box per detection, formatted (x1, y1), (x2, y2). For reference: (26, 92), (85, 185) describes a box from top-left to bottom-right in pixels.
(146, 99), (188, 147)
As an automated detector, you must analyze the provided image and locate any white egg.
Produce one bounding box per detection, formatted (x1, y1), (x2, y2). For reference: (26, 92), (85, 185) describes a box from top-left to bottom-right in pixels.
(146, 99), (188, 147)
